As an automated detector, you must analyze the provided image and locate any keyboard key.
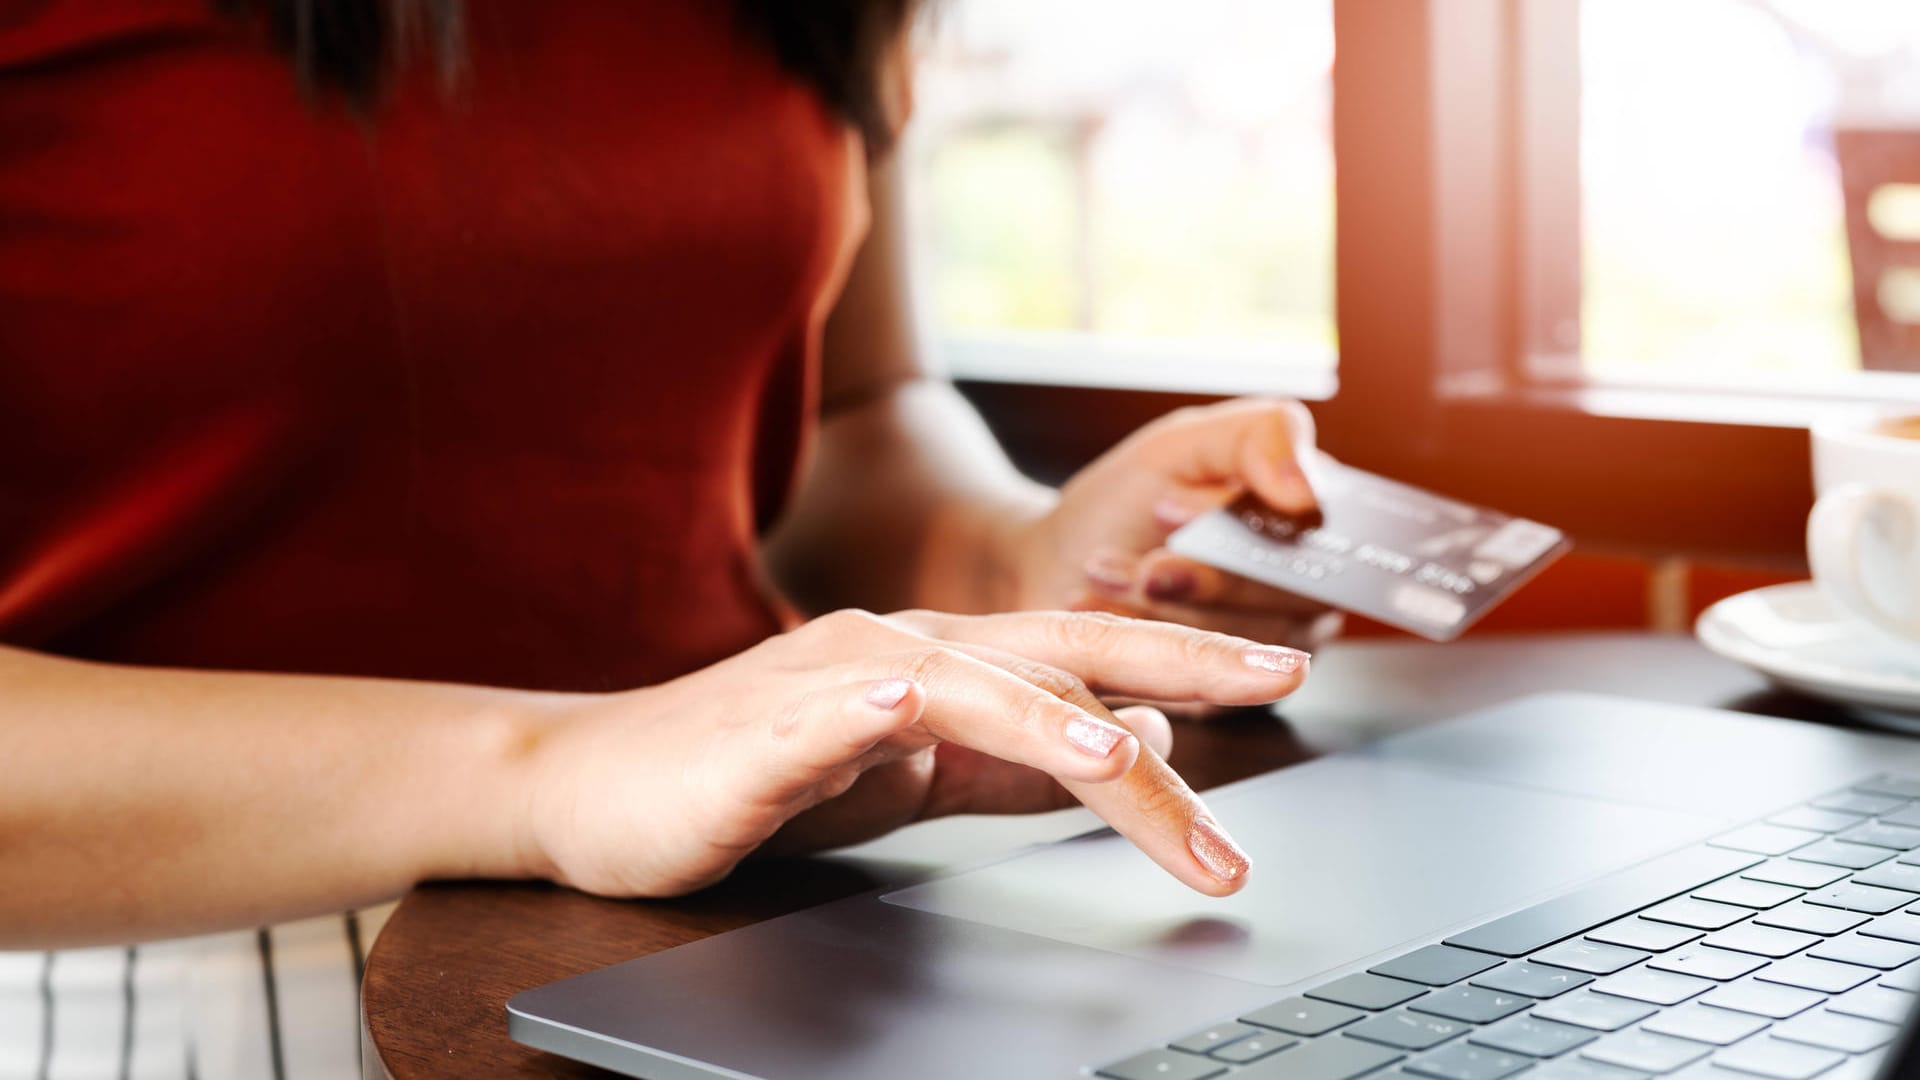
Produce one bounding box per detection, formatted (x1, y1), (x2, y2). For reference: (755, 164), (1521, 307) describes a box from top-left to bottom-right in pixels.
(1836, 821), (1920, 850)
(1371, 945), (1504, 987)
(1241, 996), (1366, 1036)
(1805, 882), (1918, 914)
(1233, 1036), (1401, 1080)
(1882, 964), (1920, 991)
(1443, 847), (1760, 957)
(1530, 991), (1658, 1032)
(1699, 980), (1827, 1018)
(1579, 1029), (1713, 1072)
(1169, 1022), (1260, 1055)
(1468, 1015), (1597, 1058)
(1694, 878), (1803, 911)
(1345, 1010), (1468, 1051)
(1592, 968), (1714, 1005)
(1096, 1048), (1227, 1080)
(1829, 984), (1917, 1023)
(1772, 1008), (1901, 1053)
(1811, 790), (1904, 816)
(1587, 918), (1701, 953)
(1210, 1033), (1295, 1064)
(1641, 898), (1751, 931)
(1532, 940), (1649, 975)
(1712, 1035), (1846, 1079)
(1710, 823), (1822, 856)
(1879, 803), (1920, 829)
(1853, 775), (1920, 800)
(1523, 1061), (1654, 1080)
(1638, 1002), (1770, 1045)
(1757, 957), (1876, 994)
(1859, 912), (1920, 945)
(1306, 973), (1429, 1011)
(1768, 807), (1870, 834)
(1788, 840), (1893, 870)
(1751, 902), (1868, 937)
(1409, 985), (1532, 1024)
(1471, 962), (1593, 999)
(1645, 945), (1766, 981)
(1401, 1041), (1531, 1080)
(1703, 924), (1820, 957)
(1742, 860), (1848, 889)
(1851, 861), (1920, 893)
(1807, 932), (1920, 969)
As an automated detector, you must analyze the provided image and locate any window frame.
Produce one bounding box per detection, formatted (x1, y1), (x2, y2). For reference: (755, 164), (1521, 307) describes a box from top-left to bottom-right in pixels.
(955, 0), (1847, 565)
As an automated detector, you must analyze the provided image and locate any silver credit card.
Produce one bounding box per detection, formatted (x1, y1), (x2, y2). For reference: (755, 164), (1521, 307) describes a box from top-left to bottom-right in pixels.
(1167, 455), (1571, 641)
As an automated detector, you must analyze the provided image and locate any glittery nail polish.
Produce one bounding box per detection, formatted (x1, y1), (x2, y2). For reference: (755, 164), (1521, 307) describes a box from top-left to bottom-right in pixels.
(1243, 646), (1309, 675)
(1083, 552), (1135, 593)
(1188, 817), (1251, 883)
(1064, 714), (1130, 757)
(866, 678), (913, 710)
(1145, 565), (1198, 602)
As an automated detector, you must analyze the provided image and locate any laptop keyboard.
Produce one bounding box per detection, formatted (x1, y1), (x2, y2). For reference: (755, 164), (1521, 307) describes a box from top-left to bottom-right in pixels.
(1095, 773), (1920, 1080)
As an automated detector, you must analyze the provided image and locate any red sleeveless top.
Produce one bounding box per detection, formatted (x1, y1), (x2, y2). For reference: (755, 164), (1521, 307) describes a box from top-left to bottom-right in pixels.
(0, 1), (866, 690)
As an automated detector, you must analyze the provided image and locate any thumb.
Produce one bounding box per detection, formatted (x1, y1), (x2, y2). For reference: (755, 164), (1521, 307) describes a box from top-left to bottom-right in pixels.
(1142, 399), (1318, 515)
(755, 678), (927, 807)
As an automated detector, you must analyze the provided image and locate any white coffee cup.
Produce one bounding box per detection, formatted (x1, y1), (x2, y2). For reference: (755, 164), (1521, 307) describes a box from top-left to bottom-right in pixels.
(1809, 411), (1920, 643)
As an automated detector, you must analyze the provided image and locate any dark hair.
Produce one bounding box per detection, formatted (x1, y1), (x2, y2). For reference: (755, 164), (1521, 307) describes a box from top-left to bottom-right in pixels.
(214, 0), (913, 149)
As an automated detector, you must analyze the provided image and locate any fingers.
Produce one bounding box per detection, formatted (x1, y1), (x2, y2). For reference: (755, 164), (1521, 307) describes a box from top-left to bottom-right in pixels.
(864, 646), (1144, 784)
(755, 678), (930, 808)
(1139, 399), (1318, 514)
(893, 609), (1309, 706)
(1111, 704), (1173, 760)
(1061, 742), (1252, 896)
(1086, 547), (1335, 615)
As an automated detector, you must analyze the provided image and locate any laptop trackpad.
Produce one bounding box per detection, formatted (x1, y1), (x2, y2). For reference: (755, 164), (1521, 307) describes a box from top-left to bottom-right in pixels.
(881, 756), (1717, 988)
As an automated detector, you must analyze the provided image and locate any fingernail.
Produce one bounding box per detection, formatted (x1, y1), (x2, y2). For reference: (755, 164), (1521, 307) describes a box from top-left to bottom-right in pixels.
(1153, 497), (1199, 529)
(1083, 552), (1134, 593)
(1145, 565), (1197, 602)
(866, 678), (913, 710)
(1242, 645), (1309, 675)
(1064, 713), (1131, 758)
(1188, 816), (1251, 882)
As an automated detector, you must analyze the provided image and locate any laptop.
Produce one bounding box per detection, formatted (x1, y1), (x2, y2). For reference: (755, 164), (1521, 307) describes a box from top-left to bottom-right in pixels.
(507, 692), (1920, 1079)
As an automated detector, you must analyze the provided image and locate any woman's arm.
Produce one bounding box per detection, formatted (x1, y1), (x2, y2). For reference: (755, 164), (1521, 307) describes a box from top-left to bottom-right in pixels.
(764, 157), (1053, 618)
(2, 605), (1301, 948)
(0, 643), (545, 947)
(766, 161), (1335, 648)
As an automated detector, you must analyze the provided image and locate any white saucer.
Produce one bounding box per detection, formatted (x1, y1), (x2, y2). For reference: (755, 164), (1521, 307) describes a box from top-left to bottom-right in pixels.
(1696, 581), (1920, 731)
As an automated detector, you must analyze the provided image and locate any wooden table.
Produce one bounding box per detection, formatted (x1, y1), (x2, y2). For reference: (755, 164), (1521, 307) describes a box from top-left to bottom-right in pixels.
(361, 632), (1862, 1078)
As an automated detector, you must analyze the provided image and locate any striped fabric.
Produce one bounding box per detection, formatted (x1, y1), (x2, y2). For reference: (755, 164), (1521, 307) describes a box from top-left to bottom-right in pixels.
(0, 904), (395, 1080)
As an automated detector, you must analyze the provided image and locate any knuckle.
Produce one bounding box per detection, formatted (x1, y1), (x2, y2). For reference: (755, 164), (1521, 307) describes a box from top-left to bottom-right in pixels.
(895, 645), (954, 684)
(1175, 626), (1228, 670)
(1043, 609), (1127, 654)
(1014, 687), (1074, 737)
(1007, 656), (1086, 703)
(819, 608), (883, 634)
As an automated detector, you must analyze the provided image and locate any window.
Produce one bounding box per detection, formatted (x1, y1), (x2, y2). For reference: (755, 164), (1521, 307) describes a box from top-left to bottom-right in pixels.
(946, 1), (1920, 561)
(907, 0), (1337, 395)
(1531, 0), (1920, 410)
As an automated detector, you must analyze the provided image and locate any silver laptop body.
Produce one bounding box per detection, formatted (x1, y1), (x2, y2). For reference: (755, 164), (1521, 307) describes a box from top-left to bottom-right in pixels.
(508, 693), (1920, 1080)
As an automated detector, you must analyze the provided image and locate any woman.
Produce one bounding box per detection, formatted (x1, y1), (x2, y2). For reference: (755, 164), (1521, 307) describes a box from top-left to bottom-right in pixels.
(0, 0), (1334, 1074)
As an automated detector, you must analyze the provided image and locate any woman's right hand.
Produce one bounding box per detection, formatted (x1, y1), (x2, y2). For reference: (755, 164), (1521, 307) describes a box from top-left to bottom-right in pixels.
(518, 609), (1310, 899)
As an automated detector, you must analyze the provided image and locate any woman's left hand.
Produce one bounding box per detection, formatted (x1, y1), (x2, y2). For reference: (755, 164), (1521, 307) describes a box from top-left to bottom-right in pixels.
(1005, 398), (1341, 656)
